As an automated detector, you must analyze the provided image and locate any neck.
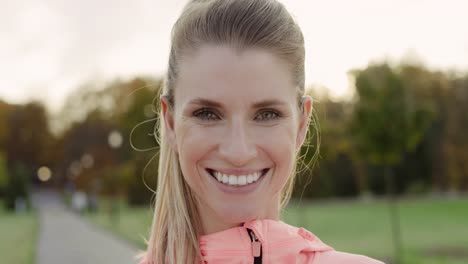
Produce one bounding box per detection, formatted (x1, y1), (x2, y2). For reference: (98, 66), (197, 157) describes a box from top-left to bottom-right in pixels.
(197, 197), (281, 235)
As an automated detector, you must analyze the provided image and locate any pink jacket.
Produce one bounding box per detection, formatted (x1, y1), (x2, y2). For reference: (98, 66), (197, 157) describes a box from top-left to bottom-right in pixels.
(139, 219), (384, 264)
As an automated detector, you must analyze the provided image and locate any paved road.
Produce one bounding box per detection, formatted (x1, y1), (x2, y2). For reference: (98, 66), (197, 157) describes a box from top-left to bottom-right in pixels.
(34, 190), (140, 264)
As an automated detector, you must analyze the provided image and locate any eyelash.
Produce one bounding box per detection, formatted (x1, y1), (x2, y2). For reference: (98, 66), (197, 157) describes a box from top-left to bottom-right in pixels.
(193, 108), (281, 122)
(193, 108), (219, 121)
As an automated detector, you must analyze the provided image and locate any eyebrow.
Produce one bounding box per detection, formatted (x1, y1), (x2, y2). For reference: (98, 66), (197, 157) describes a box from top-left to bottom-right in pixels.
(188, 97), (288, 109)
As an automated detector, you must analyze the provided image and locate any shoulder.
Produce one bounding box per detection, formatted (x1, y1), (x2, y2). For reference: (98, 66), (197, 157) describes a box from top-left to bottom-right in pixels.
(313, 250), (385, 264)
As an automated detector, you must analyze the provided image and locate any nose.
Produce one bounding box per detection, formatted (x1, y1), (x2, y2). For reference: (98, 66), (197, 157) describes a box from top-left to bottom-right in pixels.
(218, 119), (257, 167)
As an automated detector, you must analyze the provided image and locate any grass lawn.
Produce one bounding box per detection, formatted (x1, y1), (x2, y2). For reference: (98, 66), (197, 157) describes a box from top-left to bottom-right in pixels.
(284, 197), (468, 264)
(87, 197), (468, 264)
(86, 201), (153, 250)
(0, 203), (38, 264)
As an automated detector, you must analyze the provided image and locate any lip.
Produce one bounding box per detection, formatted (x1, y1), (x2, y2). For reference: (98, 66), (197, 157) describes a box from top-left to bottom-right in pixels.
(205, 168), (270, 194)
(206, 168), (267, 176)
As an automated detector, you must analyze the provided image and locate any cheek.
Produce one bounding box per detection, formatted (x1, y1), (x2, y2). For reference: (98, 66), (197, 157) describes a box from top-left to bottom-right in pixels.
(176, 122), (226, 159)
(255, 121), (298, 154)
(257, 126), (296, 146)
(175, 124), (212, 187)
(252, 124), (298, 186)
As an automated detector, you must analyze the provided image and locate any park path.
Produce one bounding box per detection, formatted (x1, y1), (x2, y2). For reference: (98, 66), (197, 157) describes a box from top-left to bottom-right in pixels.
(33, 189), (140, 264)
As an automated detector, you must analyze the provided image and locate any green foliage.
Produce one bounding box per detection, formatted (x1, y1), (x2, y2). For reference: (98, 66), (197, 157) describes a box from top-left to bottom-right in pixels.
(0, 100), (12, 150)
(294, 62), (458, 199)
(351, 63), (434, 166)
(53, 77), (161, 201)
(116, 79), (161, 205)
(4, 162), (31, 211)
(5, 102), (53, 170)
(127, 155), (157, 206)
(0, 152), (7, 195)
(295, 91), (365, 198)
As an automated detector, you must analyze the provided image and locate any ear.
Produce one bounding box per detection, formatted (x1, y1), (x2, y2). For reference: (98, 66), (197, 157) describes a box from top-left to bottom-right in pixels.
(160, 95), (177, 153)
(296, 95), (313, 151)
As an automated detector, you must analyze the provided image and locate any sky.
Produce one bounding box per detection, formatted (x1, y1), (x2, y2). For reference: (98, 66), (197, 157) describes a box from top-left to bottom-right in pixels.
(1, 0), (467, 113)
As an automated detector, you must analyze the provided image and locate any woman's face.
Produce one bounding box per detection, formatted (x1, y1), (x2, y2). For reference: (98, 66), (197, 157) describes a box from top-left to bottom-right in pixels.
(162, 45), (312, 234)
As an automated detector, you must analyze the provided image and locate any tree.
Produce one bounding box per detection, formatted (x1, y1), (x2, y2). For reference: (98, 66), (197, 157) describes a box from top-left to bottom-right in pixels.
(0, 100), (13, 150)
(116, 78), (161, 205)
(4, 102), (53, 210)
(350, 63), (434, 263)
(0, 152), (7, 197)
(53, 77), (161, 205)
(0, 100), (12, 197)
(444, 73), (468, 192)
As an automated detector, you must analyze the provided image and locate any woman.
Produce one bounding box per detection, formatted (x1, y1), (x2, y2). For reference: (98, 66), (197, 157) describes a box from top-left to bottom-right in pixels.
(140, 0), (384, 263)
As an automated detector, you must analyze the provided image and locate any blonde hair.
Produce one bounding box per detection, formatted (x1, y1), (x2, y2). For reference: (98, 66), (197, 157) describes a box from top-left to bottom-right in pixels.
(146, 0), (317, 263)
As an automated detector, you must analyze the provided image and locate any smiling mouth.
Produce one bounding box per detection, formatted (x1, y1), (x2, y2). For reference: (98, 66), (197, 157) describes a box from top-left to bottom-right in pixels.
(206, 168), (269, 186)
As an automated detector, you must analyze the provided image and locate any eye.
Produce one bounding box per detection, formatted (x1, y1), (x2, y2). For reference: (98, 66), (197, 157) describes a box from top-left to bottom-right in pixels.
(193, 108), (220, 121)
(255, 110), (280, 122)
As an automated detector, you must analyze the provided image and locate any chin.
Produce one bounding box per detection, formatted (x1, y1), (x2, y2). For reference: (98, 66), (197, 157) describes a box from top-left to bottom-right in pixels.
(215, 204), (261, 224)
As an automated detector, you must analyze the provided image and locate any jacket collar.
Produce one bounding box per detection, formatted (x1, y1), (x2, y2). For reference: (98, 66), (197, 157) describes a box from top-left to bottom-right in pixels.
(199, 219), (333, 255)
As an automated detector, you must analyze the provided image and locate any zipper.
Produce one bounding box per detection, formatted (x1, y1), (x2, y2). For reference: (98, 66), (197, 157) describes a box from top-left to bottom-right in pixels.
(247, 228), (262, 264)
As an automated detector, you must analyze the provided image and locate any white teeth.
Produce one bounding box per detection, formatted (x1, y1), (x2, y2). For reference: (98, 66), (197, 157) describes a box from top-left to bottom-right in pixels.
(253, 172), (260, 181)
(247, 174), (253, 183)
(228, 175), (237, 185)
(222, 174), (229, 184)
(238, 176), (247, 185)
(211, 170), (266, 186)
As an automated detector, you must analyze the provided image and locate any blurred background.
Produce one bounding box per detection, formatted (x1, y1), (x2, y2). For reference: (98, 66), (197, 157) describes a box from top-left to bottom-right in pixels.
(0, 0), (467, 263)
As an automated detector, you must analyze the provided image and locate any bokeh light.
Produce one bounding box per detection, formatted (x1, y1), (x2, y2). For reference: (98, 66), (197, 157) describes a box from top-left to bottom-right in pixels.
(81, 154), (94, 169)
(37, 166), (52, 182)
(108, 130), (123, 149)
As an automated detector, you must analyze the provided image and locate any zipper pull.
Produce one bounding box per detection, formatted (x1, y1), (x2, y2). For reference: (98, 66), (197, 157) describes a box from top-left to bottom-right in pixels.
(247, 229), (261, 257)
(252, 240), (261, 257)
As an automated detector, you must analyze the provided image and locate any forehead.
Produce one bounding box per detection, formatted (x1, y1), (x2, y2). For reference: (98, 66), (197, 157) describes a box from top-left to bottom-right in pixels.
(175, 45), (296, 107)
